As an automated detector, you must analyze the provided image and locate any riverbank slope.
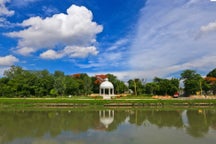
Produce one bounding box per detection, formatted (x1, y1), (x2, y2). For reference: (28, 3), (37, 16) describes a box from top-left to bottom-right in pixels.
(1, 97), (216, 109)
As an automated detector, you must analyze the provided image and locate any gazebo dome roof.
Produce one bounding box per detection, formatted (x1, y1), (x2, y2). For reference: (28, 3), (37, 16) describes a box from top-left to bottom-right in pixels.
(100, 78), (114, 89)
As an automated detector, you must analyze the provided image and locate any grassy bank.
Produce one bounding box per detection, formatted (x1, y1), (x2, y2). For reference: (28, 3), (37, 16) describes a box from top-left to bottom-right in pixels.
(1, 98), (216, 109)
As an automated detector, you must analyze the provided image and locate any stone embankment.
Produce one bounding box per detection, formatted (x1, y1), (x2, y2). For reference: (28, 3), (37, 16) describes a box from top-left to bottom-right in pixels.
(152, 95), (216, 100)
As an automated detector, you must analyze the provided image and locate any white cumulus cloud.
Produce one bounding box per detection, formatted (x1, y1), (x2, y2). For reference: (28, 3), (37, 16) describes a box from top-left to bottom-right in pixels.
(201, 21), (216, 33)
(0, 55), (19, 66)
(64, 46), (98, 58)
(6, 4), (103, 58)
(40, 49), (63, 60)
(0, 0), (14, 16)
(40, 46), (98, 59)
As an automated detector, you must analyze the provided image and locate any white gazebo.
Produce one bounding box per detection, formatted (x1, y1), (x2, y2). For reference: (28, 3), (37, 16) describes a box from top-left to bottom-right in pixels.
(99, 78), (114, 99)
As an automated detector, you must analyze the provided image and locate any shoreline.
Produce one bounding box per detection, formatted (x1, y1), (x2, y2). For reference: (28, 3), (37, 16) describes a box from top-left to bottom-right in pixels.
(1, 97), (216, 109)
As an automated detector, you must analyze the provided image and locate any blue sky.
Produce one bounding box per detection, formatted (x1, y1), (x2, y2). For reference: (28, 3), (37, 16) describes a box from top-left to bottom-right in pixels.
(0, 0), (216, 81)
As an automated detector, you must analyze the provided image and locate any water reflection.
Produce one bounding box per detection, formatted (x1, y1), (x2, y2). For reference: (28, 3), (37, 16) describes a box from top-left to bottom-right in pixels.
(0, 109), (216, 144)
(99, 110), (114, 128)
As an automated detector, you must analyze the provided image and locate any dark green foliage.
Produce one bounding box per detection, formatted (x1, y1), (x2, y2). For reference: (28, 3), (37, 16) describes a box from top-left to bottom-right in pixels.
(206, 68), (216, 95)
(0, 66), (127, 97)
(207, 68), (216, 77)
(1, 66), (216, 97)
(0, 77), (10, 97)
(145, 82), (158, 95)
(128, 78), (144, 96)
(91, 76), (99, 93)
(78, 73), (92, 96)
(107, 74), (128, 94)
(153, 77), (179, 96)
(181, 70), (202, 96)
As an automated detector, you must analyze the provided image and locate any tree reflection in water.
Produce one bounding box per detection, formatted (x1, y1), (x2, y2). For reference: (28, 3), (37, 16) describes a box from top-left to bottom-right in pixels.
(0, 109), (216, 144)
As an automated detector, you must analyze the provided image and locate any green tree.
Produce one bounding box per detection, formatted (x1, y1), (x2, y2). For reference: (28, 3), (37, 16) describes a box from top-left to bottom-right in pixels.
(181, 70), (202, 96)
(128, 78), (143, 96)
(154, 77), (169, 95)
(0, 77), (10, 97)
(72, 73), (92, 96)
(91, 76), (99, 93)
(153, 77), (179, 96)
(64, 76), (80, 95)
(207, 68), (216, 77)
(145, 82), (158, 95)
(50, 89), (58, 97)
(168, 78), (179, 95)
(53, 70), (66, 96)
(3, 66), (38, 97)
(80, 74), (92, 96)
(34, 70), (54, 97)
(3, 65), (23, 79)
(205, 68), (216, 95)
(115, 80), (127, 94)
(54, 70), (65, 77)
(107, 74), (127, 94)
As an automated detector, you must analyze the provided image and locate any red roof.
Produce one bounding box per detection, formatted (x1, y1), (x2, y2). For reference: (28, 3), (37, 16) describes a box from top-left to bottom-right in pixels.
(95, 74), (107, 84)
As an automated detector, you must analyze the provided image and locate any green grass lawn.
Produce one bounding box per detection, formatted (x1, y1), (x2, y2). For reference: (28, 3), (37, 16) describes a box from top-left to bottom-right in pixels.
(0, 97), (216, 109)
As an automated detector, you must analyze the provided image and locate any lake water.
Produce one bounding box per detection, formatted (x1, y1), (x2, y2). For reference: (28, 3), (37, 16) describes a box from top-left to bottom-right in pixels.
(0, 109), (216, 144)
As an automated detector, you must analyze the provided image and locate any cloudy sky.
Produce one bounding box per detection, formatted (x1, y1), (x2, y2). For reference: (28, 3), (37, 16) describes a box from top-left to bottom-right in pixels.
(0, 0), (216, 81)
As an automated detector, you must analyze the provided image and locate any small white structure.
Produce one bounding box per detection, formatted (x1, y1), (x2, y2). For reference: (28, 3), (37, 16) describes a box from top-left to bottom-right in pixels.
(99, 110), (114, 128)
(99, 78), (114, 99)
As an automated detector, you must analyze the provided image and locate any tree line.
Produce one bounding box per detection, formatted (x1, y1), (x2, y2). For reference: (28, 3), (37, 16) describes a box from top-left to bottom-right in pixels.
(0, 66), (127, 97)
(129, 68), (216, 96)
(0, 65), (216, 97)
